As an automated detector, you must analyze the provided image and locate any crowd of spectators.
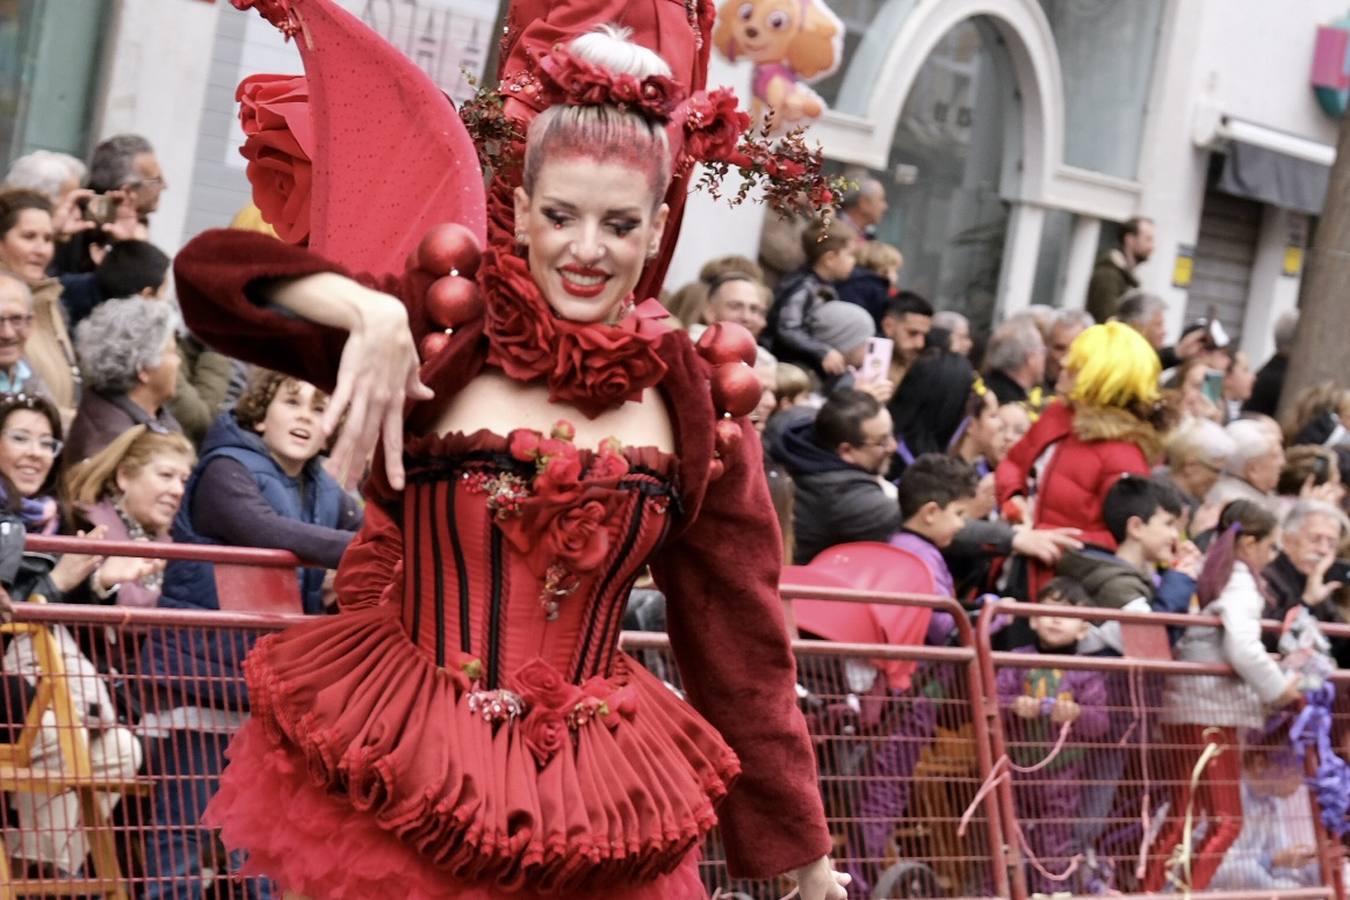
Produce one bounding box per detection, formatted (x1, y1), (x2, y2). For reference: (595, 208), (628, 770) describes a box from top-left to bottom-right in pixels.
(662, 197), (1346, 895)
(1, 133), (1345, 894)
(0, 138), (359, 889)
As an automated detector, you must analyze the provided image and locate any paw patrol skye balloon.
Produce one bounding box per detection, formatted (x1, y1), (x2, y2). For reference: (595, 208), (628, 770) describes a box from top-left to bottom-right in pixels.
(712, 0), (844, 130)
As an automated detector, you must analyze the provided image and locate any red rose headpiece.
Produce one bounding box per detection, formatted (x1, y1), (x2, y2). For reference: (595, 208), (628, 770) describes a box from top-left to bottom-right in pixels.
(534, 46), (686, 123)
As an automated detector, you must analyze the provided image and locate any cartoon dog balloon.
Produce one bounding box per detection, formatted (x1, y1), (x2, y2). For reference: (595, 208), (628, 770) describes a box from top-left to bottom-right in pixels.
(713, 0), (843, 129)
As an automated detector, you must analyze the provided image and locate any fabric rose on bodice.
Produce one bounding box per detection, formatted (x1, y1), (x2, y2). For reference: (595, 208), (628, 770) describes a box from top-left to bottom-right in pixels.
(236, 73), (314, 244)
(497, 422), (631, 583)
(509, 658), (583, 764)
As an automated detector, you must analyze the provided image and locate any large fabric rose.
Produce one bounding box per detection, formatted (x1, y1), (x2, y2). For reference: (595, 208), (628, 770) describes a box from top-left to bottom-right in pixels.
(534, 451), (584, 499)
(509, 658), (582, 764)
(682, 88), (751, 165)
(498, 483), (623, 577)
(545, 499), (613, 572)
(236, 74), (314, 244)
(549, 305), (669, 418)
(508, 657), (581, 711)
(482, 249), (558, 380)
(520, 707), (567, 764)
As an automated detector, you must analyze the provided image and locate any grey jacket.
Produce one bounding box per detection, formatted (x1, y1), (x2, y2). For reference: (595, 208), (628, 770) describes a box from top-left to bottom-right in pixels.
(1162, 563), (1289, 728)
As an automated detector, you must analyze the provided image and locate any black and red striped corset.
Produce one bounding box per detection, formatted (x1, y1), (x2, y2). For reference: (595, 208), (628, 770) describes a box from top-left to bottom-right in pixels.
(241, 423), (740, 889)
(400, 427), (679, 689)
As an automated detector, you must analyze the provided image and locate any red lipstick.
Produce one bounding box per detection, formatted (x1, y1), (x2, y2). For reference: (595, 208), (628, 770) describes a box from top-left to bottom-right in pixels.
(559, 264), (610, 299)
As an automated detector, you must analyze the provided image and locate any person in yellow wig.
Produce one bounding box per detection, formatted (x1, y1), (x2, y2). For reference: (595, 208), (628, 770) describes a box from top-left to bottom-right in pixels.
(995, 321), (1174, 598)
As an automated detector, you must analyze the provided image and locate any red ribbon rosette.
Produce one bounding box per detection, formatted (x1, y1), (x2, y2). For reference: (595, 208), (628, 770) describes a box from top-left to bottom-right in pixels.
(481, 250), (670, 418)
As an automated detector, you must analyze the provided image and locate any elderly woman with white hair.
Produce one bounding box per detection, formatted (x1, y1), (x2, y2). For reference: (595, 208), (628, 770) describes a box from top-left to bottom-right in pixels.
(1162, 417), (1236, 534)
(64, 298), (182, 463)
(1205, 418), (1285, 513)
(931, 310), (972, 357)
(3, 150), (97, 241)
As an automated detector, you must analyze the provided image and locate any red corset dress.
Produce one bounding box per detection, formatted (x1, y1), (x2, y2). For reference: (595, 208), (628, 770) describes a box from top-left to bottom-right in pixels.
(204, 428), (739, 899)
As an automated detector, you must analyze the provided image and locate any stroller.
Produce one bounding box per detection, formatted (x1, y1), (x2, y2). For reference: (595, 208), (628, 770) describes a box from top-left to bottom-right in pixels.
(788, 543), (966, 898)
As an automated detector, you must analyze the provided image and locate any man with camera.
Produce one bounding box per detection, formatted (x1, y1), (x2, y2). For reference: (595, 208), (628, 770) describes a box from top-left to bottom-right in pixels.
(53, 134), (165, 276)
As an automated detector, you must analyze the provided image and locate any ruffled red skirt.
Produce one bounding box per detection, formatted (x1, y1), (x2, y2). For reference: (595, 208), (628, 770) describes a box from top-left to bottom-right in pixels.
(203, 604), (741, 897)
(207, 720), (708, 899)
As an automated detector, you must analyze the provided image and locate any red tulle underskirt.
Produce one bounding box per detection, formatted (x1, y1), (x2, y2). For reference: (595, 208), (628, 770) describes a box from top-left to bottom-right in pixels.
(205, 718), (709, 899)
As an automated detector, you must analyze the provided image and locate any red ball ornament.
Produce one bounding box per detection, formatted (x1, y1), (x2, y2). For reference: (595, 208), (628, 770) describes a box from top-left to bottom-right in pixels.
(710, 362), (762, 418)
(696, 322), (758, 366)
(714, 417), (743, 455)
(417, 223), (482, 278)
(420, 330), (452, 360)
(425, 276), (483, 328)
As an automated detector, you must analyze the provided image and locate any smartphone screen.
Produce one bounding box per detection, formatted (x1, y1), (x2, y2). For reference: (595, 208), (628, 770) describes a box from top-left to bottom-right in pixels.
(858, 337), (893, 385)
(1201, 369), (1224, 405)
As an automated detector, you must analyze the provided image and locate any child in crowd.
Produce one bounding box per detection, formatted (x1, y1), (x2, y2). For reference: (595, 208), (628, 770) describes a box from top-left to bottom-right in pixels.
(1209, 741), (1319, 892)
(774, 362), (816, 411)
(890, 453), (979, 596)
(1057, 475), (1202, 651)
(997, 579), (1110, 896)
(138, 370), (362, 898)
(1147, 500), (1302, 892)
(841, 454), (978, 896)
(842, 241), (903, 330)
(767, 218), (859, 377)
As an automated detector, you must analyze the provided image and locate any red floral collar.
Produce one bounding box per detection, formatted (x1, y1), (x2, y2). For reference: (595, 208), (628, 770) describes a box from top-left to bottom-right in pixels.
(479, 248), (670, 418)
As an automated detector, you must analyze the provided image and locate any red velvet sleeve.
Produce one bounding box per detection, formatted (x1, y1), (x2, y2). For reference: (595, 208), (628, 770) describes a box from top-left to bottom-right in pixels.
(173, 229), (432, 393)
(333, 494), (404, 611)
(649, 417), (831, 879)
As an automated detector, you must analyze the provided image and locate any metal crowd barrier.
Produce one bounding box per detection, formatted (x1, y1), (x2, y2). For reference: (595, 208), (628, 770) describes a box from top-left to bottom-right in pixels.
(0, 539), (1343, 900)
(977, 600), (1343, 900)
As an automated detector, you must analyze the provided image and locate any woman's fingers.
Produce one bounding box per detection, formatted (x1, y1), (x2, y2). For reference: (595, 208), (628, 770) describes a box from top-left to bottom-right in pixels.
(382, 399), (406, 491)
(323, 345), (357, 438)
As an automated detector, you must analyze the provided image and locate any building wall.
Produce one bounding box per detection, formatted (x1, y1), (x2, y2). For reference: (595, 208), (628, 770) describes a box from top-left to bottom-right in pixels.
(1137, 0), (1342, 361)
(91, 0), (497, 258)
(91, 0), (221, 258)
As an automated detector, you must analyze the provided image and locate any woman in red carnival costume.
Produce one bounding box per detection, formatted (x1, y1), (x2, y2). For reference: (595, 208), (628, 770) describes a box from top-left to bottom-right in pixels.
(995, 321), (1170, 598)
(174, 1), (847, 898)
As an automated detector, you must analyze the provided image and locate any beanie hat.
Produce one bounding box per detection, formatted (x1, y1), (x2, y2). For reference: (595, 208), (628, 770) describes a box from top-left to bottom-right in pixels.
(810, 300), (875, 355)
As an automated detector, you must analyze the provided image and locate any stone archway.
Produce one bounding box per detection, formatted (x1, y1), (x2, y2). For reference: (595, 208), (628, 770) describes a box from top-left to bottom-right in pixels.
(827, 0), (1065, 205)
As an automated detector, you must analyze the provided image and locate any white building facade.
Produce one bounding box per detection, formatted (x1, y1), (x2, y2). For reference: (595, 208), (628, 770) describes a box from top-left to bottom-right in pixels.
(3, 0), (1347, 364)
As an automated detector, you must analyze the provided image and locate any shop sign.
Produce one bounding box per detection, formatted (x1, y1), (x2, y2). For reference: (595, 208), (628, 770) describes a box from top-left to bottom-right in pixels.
(1172, 244), (1194, 289)
(1312, 16), (1350, 118)
(1283, 212), (1308, 277)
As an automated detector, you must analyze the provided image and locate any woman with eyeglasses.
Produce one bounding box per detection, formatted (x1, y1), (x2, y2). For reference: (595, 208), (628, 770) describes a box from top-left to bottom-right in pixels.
(0, 393), (159, 603)
(0, 391), (153, 879)
(0, 190), (81, 429)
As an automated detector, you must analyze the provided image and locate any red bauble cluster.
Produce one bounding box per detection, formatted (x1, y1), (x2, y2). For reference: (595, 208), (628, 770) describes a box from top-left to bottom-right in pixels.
(413, 223), (484, 361)
(696, 323), (760, 418)
(417, 223), (482, 278)
(695, 322), (762, 481)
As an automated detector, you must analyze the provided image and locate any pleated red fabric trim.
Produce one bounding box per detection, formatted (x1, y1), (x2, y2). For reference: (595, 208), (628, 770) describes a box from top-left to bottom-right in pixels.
(212, 604), (741, 892)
